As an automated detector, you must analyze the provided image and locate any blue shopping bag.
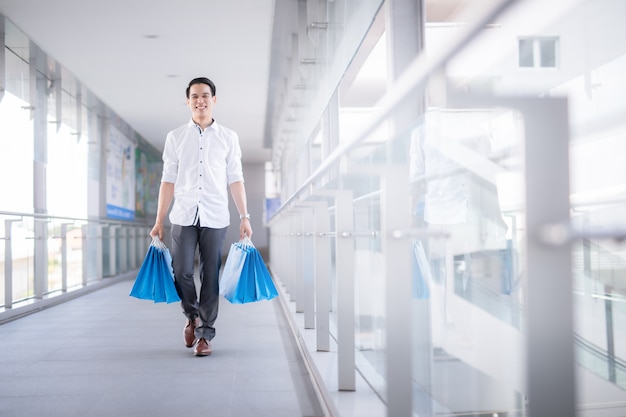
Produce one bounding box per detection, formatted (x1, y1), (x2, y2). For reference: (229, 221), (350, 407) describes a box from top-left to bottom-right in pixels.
(231, 249), (257, 303)
(220, 237), (278, 304)
(130, 237), (180, 303)
(251, 249), (278, 300)
(219, 240), (250, 301)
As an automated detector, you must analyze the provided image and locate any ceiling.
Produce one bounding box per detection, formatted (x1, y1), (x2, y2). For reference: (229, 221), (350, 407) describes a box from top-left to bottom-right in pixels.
(0, 0), (473, 164)
(0, 0), (275, 163)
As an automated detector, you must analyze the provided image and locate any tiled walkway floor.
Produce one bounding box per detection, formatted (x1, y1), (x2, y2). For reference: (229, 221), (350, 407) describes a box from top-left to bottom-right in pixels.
(0, 278), (323, 417)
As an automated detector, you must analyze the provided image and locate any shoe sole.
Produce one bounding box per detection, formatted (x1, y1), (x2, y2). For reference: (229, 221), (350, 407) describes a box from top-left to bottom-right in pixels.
(194, 351), (212, 357)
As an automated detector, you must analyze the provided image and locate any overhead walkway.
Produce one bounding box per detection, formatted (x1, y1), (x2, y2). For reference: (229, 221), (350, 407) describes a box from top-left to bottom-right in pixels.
(0, 275), (324, 417)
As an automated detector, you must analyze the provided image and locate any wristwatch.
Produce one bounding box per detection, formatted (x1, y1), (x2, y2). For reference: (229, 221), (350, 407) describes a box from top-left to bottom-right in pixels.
(240, 213), (250, 220)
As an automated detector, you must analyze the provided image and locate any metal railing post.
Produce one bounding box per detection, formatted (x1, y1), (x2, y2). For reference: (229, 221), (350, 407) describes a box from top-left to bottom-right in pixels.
(81, 224), (89, 284)
(523, 97), (576, 417)
(33, 218), (48, 299)
(96, 224), (104, 281)
(108, 225), (118, 276)
(3, 219), (21, 308)
(334, 190), (356, 391)
(299, 207), (316, 329)
(382, 165), (412, 417)
(119, 226), (128, 273)
(128, 227), (137, 269)
(60, 223), (72, 291)
(313, 201), (331, 352)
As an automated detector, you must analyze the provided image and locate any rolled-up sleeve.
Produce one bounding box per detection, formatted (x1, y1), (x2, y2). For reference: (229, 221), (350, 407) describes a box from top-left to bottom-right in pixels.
(161, 132), (179, 184)
(226, 132), (244, 184)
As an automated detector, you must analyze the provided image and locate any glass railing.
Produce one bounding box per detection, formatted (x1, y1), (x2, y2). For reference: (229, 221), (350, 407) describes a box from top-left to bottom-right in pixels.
(572, 231), (626, 391)
(266, 0), (626, 416)
(575, 331), (626, 390)
(0, 211), (150, 318)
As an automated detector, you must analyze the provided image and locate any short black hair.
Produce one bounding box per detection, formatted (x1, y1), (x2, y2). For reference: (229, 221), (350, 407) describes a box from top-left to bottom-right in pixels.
(186, 77), (216, 98)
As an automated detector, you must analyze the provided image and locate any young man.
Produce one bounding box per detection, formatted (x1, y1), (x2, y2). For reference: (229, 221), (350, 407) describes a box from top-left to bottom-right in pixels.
(150, 77), (252, 356)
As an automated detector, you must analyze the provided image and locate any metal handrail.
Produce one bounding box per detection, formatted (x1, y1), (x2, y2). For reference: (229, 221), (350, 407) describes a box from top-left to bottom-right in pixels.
(0, 210), (150, 227)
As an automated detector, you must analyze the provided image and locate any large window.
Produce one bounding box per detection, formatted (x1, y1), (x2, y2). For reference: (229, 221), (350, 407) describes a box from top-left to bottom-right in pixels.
(47, 95), (88, 218)
(0, 91), (34, 213)
(1, 15), (158, 306)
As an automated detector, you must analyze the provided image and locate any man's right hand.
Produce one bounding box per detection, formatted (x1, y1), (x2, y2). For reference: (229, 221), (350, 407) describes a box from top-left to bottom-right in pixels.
(150, 224), (163, 240)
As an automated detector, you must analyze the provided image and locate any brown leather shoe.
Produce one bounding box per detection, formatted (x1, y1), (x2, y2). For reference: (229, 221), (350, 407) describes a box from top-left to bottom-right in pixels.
(194, 338), (212, 356)
(184, 318), (199, 348)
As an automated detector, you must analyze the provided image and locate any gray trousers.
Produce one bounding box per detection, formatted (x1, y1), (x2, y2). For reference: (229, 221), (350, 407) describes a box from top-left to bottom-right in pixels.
(171, 223), (227, 341)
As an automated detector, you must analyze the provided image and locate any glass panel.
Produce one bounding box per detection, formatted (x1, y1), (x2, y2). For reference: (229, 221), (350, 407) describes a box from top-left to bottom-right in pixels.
(12, 218), (35, 304)
(47, 105), (88, 218)
(269, 0), (384, 200)
(66, 222), (85, 289)
(47, 221), (63, 294)
(393, 3), (535, 415)
(449, 0), (626, 414)
(518, 38), (534, 67)
(3, 22), (34, 214)
(0, 91), (34, 213)
(408, 107), (526, 415)
(539, 38), (557, 67)
(81, 223), (99, 284)
(0, 220), (4, 307)
(4, 19), (29, 71)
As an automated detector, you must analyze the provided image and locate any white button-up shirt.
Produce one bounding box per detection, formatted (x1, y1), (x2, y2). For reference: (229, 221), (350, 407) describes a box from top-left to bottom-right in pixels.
(161, 119), (244, 228)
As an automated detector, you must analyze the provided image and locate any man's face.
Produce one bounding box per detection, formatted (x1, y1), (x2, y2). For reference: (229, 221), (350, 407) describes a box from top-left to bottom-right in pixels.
(187, 83), (216, 119)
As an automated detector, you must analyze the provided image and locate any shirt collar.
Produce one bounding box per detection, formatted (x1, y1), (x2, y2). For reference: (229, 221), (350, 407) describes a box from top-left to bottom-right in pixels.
(188, 118), (218, 133)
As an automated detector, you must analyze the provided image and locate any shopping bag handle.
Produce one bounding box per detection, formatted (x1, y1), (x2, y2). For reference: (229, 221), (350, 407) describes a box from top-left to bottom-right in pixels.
(151, 236), (167, 250)
(239, 235), (254, 248)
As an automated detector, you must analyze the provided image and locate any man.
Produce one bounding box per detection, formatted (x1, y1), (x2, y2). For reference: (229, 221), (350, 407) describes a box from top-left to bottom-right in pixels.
(150, 77), (252, 357)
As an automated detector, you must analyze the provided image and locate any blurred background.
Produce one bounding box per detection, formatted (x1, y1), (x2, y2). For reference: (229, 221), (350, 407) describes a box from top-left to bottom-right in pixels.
(1, 0), (625, 416)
